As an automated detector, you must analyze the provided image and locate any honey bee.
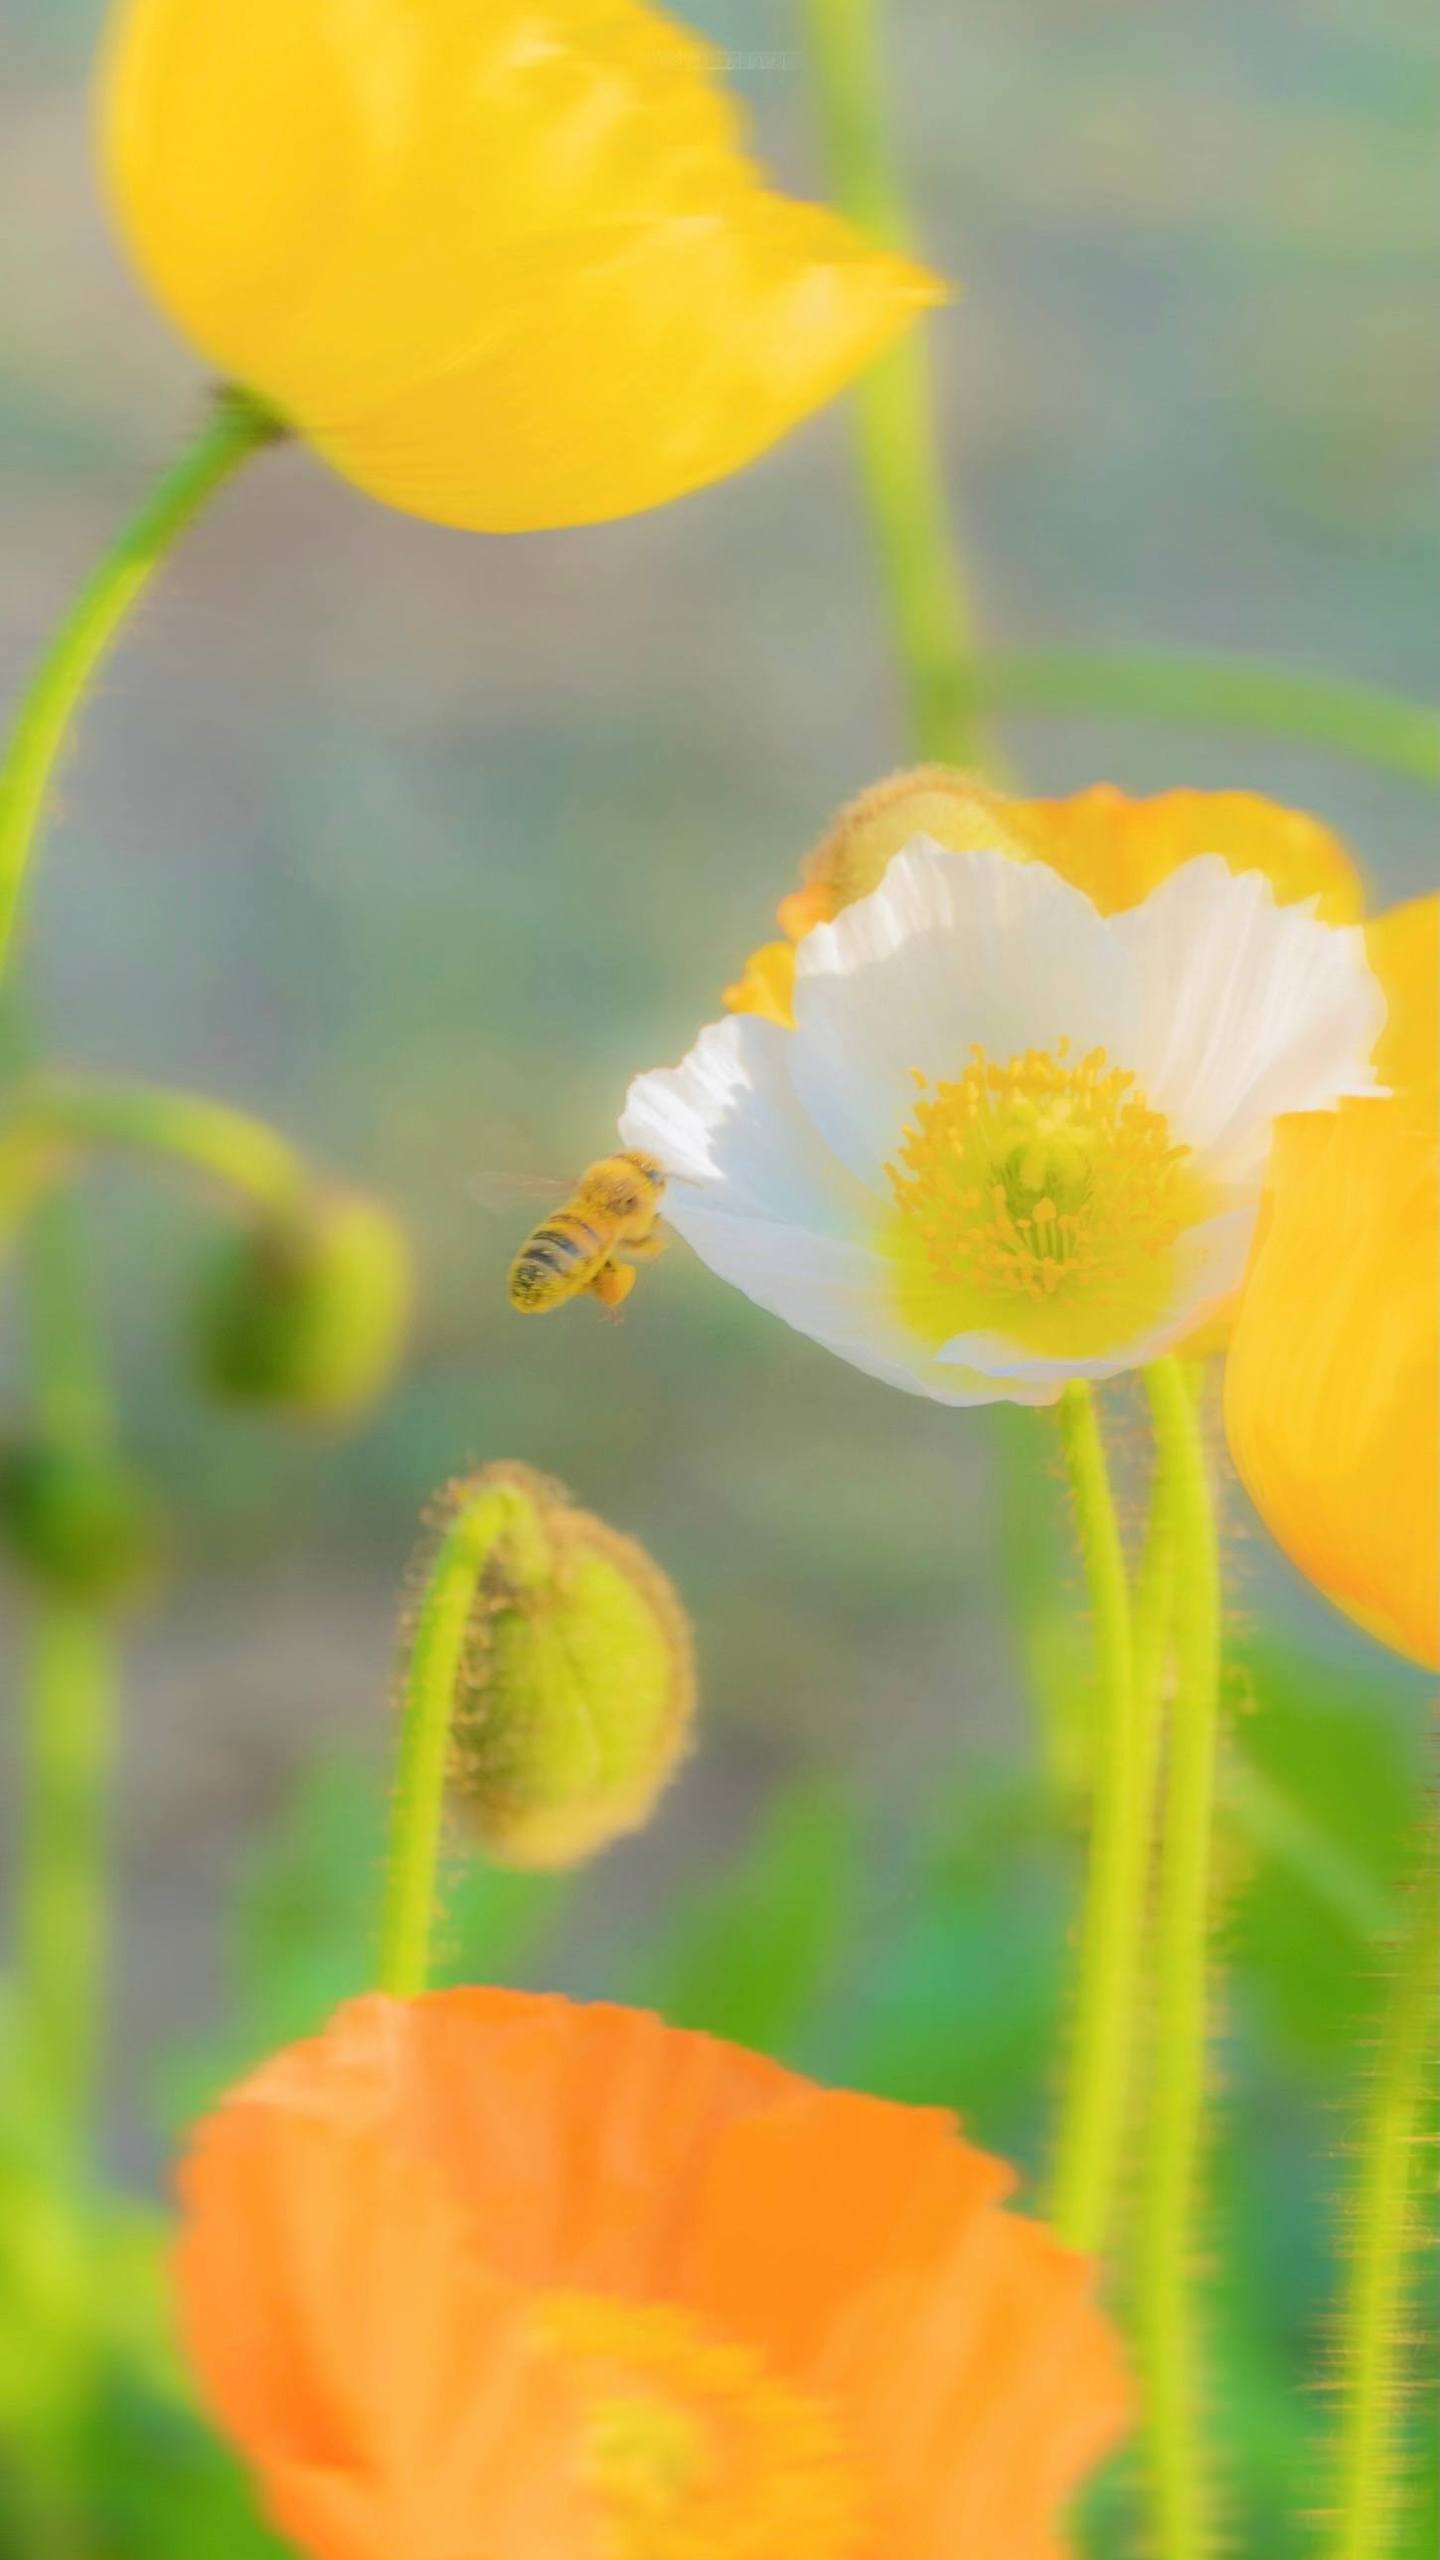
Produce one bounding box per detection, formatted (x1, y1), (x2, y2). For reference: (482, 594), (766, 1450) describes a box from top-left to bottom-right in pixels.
(507, 1150), (667, 1314)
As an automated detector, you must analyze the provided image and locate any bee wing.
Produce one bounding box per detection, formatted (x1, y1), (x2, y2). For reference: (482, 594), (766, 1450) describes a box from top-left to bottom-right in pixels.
(466, 1171), (571, 1211)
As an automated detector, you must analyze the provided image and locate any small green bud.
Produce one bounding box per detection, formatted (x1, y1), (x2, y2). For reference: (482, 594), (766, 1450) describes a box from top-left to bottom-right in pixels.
(193, 1189), (411, 1423)
(0, 1442), (162, 1604)
(437, 1463), (696, 1870)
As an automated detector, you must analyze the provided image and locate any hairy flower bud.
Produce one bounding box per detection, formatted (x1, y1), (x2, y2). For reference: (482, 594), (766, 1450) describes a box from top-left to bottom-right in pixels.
(437, 1463), (695, 1870)
(0, 1441), (162, 1604)
(788, 766), (1044, 927)
(193, 1190), (411, 1424)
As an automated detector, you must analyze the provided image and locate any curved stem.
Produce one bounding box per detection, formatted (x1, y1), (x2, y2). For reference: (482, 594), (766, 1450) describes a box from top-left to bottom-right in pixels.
(1331, 1847), (1438, 2560)
(1050, 1382), (1140, 2257)
(0, 388), (281, 976)
(11, 1073), (309, 1217)
(799, 0), (988, 766)
(1138, 1354), (1223, 2560)
(14, 1193), (119, 2183)
(966, 650), (1439, 786)
(378, 1483), (521, 1997)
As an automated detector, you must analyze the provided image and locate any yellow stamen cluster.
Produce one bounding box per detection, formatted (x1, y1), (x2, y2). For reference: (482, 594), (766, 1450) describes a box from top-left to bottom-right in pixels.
(888, 1041), (1191, 1310)
(535, 2293), (866, 2560)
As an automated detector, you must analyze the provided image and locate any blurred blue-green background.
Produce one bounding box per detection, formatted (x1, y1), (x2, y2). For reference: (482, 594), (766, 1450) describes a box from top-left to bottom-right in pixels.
(0, 2), (1436, 2551)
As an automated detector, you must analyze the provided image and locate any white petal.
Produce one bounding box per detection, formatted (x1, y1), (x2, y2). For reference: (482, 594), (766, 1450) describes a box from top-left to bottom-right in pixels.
(620, 1015), (1042, 1405)
(787, 844), (1130, 1184)
(618, 1013), (868, 1231)
(935, 1205), (1256, 1385)
(1113, 858), (1386, 1183)
(663, 1200), (1029, 1405)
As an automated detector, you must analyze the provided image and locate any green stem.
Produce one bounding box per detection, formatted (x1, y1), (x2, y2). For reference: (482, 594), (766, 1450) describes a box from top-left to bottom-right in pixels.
(377, 1483), (520, 1997)
(0, 387), (281, 976)
(1138, 1354), (1223, 2559)
(9, 1073), (309, 1216)
(800, 0), (988, 766)
(15, 1194), (118, 2181)
(1331, 1849), (1438, 2560)
(1050, 1382), (1140, 2257)
(965, 650), (1440, 786)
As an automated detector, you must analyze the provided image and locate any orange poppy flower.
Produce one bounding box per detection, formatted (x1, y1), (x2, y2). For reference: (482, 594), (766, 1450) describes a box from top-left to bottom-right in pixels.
(177, 1990), (1128, 2558)
(724, 770), (1364, 1031)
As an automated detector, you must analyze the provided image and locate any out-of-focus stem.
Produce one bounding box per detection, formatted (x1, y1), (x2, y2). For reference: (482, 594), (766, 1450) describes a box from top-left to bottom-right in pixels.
(800, 0), (987, 766)
(1331, 1847), (1438, 2560)
(1050, 1382), (1139, 2258)
(966, 650), (1440, 786)
(378, 1483), (520, 1997)
(14, 1194), (119, 2178)
(0, 388), (280, 976)
(8, 1073), (309, 1217)
(1137, 1354), (1223, 2560)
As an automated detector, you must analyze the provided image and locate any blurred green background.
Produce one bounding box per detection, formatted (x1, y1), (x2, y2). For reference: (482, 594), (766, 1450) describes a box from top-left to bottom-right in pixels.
(0, 1), (1436, 2552)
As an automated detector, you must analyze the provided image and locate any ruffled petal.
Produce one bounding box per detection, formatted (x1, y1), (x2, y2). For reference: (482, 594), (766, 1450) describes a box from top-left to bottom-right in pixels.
(789, 846), (1130, 1185)
(620, 1013), (1043, 1403)
(175, 2069), (588, 2560)
(674, 2087), (1127, 2557)
(102, 0), (939, 530)
(1032, 783), (1365, 923)
(1112, 858), (1385, 1180)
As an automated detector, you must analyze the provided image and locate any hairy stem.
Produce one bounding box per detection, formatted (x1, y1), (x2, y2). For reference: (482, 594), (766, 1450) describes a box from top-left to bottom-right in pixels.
(1331, 1847), (1438, 2560)
(1137, 1354), (1223, 2558)
(800, 0), (987, 765)
(1050, 1382), (1141, 2257)
(0, 387), (280, 975)
(378, 1484), (521, 1997)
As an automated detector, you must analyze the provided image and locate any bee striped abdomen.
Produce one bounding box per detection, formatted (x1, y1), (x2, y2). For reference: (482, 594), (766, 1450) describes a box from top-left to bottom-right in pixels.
(509, 1213), (605, 1310)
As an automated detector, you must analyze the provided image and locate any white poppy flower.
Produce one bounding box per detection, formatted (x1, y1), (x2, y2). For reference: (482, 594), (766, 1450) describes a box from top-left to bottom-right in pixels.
(620, 845), (1386, 1405)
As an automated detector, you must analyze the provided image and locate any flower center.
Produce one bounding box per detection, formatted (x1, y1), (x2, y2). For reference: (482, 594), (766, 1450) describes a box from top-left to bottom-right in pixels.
(884, 1042), (1205, 1356)
(533, 2292), (867, 2560)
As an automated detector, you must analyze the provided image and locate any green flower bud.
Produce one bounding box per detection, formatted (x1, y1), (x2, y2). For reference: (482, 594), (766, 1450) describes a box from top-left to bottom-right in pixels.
(0, 1442), (162, 1604)
(438, 1463), (695, 1870)
(193, 1189), (411, 1423)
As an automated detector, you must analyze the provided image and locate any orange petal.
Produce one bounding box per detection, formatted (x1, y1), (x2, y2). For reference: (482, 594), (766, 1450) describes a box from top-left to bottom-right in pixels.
(178, 1994), (1128, 2556)
(676, 2089), (1127, 2554)
(101, 0), (941, 530)
(1225, 1097), (1439, 1669)
(176, 2081), (589, 2560)
(1028, 784), (1365, 922)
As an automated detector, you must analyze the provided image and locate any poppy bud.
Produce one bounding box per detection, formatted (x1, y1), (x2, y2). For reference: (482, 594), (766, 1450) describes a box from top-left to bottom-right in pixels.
(436, 1464), (695, 1870)
(787, 765), (1044, 927)
(193, 1190), (411, 1424)
(0, 1441), (162, 1604)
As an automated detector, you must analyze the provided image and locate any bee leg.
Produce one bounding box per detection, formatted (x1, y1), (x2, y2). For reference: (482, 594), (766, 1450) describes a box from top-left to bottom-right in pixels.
(588, 1259), (637, 1312)
(622, 1228), (667, 1262)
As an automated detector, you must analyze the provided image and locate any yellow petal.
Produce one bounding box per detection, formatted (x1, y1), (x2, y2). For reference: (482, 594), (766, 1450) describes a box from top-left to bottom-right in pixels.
(1367, 890), (1438, 1118)
(100, 0), (942, 530)
(1224, 1099), (1439, 1669)
(1030, 785), (1365, 923)
(723, 940), (798, 1028)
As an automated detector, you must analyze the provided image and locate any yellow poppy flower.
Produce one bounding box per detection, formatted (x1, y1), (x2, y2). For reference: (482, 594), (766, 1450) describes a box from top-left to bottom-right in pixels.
(724, 772), (1364, 1030)
(1224, 892), (1439, 1669)
(99, 0), (941, 532)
